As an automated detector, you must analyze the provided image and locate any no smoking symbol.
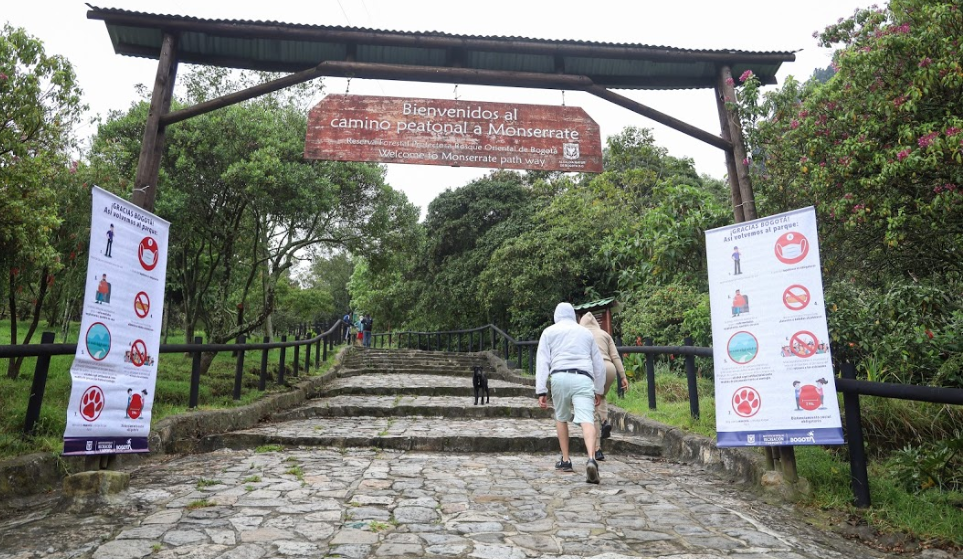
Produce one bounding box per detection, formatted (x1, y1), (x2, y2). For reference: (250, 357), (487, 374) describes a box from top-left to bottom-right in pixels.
(783, 284), (811, 311)
(134, 291), (150, 318)
(130, 339), (148, 367)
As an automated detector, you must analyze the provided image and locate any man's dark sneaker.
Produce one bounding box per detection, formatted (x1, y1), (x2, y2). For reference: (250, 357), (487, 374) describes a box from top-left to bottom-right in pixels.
(600, 420), (612, 440)
(594, 449), (605, 462)
(586, 458), (600, 484)
(555, 458), (573, 472)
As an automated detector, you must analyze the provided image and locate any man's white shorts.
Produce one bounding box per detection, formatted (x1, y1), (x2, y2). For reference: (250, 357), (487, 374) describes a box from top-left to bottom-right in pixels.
(550, 373), (595, 424)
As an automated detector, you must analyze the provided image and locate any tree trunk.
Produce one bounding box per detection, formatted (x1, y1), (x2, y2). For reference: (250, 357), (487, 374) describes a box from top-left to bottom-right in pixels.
(199, 350), (218, 377)
(6, 270), (19, 379)
(7, 267), (50, 379)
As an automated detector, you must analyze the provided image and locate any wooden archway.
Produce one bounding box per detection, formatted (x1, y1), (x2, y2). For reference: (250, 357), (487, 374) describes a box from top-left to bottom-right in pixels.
(88, 6), (795, 224)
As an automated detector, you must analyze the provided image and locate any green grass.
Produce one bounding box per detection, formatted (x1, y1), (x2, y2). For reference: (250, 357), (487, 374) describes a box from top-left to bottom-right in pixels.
(0, 321), (334, 459)
(617, 364), (963, 548)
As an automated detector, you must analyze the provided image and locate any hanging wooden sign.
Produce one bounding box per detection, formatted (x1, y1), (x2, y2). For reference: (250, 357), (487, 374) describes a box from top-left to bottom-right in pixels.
(305, 95), (602, 173)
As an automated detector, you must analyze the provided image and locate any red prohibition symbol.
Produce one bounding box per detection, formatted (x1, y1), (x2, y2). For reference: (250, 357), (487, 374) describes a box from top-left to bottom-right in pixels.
(130, 339), (148, 367)
(134, 291), (150, 318)
(789, 330), (819, 358)
(138, 237), (159, 271)
(774, 231), (810, 264)
(783, 284), (811, 311)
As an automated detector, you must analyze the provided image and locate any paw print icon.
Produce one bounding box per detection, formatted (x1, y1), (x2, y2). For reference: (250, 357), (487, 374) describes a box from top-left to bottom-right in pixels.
(732, 386), (761, 418)
(80, 385), (106, 422)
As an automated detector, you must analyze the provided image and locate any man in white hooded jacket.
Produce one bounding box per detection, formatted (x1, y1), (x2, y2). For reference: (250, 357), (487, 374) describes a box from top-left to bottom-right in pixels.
(536, 302), (606, 484)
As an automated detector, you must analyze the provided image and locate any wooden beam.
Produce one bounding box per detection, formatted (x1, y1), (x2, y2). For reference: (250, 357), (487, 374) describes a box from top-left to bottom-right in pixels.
(162, 61), (595, 126)
(132, 32), (178, 212)
(714, 81), (745, 222)
(717, 66), (757, 220)
(585, 86), (732, 151)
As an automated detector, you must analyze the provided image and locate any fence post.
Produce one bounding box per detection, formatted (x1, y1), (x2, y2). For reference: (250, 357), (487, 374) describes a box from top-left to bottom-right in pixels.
(323, 334), (328, 362)
(644, 337), (656, 410)
(503, 336), (509, 362)
(304, 337), (311, 375)
(278, 335), (287, 385)
(684, 336), (699, 419)
(843, 362), (871, 507)
(189, 336), (203, 408)
(23, 332), (56, 436)
(436, 332), (441, 350)
(315, 333), (321, 367)
(233, 335), (247, 401)
(490, 328), (495, 352)
(258, 336), (269, 391)
(293, 336), (300, 377)
(528, 345), (535, 376)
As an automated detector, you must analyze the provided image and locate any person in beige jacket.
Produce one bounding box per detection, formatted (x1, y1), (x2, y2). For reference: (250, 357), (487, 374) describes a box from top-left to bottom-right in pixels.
(579, 312), (629, 461)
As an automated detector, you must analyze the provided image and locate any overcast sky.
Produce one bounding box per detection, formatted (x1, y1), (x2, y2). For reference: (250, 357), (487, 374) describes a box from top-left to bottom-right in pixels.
(6, 1), (876, 218)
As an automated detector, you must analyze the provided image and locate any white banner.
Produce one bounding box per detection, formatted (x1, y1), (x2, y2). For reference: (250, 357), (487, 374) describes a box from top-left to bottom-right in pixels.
(705, 207), (843, 447)
(63, 186), (170, 455)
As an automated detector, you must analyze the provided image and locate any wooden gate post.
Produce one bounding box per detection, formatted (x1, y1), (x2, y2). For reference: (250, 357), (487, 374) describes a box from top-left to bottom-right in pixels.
(132, 32), (179, 211)
(716, 65), (757, 221)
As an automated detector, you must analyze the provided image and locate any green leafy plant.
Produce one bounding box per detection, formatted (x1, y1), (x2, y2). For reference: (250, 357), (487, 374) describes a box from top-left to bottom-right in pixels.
(195, 478), (221, 489)
(889, 432), (963, 494)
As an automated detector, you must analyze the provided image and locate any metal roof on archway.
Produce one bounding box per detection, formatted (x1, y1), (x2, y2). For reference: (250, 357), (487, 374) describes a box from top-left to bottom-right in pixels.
(87, 5), (791, 222)
(87, 5), (794, 90)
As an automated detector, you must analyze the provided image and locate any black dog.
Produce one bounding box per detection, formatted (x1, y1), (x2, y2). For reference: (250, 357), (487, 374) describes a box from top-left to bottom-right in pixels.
(472, 365), (490, 405)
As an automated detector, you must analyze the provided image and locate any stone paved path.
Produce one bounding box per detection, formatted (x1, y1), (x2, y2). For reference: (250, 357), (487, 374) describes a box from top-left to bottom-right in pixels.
(0, 349), (935, 558)
(0, 448), (902, 559)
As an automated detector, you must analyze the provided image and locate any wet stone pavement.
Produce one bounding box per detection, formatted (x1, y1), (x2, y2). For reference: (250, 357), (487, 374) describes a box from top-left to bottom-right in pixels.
(0, 349), (947, 558)
(0, 447), (905, 559)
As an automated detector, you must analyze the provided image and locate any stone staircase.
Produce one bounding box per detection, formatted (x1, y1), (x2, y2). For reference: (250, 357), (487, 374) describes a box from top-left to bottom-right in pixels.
(203, 348), (662, 458)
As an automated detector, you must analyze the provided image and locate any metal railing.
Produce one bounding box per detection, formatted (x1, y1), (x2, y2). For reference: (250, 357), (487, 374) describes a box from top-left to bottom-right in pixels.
(5, 320), (962, 509)
(5, 320), (353, 438)
(374, 323), (963, 508)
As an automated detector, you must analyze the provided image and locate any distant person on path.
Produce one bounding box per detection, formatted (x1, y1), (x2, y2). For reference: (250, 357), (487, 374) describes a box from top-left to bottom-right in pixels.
(579, 312), (628, 462)
(362, 314), (373, 348)
(536, 302), (606, 484)
(342, 312), (353, 344)
(732, 246), (742, 275)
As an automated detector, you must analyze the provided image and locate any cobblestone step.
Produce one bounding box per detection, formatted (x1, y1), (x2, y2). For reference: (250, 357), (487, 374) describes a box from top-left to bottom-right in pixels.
(273, 395), (552, 420)
(317, 373), (534, 398)
(203, 417), (663, 457)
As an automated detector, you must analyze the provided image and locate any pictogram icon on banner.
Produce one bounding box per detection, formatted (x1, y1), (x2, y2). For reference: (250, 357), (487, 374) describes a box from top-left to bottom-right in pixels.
(789, 330), (819, 358)
(85, 322), (111, 360)
(79, 386), (105, 422)
(726, 331), (759, 364)
(732, 386), (761, 417)
(783, 284), (811, 311)
(138, 237), (159, 271)
(774, 231), (810, 264)
(134, 291), (150, 318)
(130, 339), (148, 367)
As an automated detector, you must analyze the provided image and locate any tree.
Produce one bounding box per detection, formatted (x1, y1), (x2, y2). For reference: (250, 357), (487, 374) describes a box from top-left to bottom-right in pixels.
(0, 24), (86, 378)
(89, 68), (419, 373)
(735, 0), (963, 383)
(740, 0), (962, 282)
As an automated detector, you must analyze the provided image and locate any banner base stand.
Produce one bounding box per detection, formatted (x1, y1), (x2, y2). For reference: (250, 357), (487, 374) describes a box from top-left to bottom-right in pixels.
(760, 470), (813, 502)
(61, 470), (130, 513)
